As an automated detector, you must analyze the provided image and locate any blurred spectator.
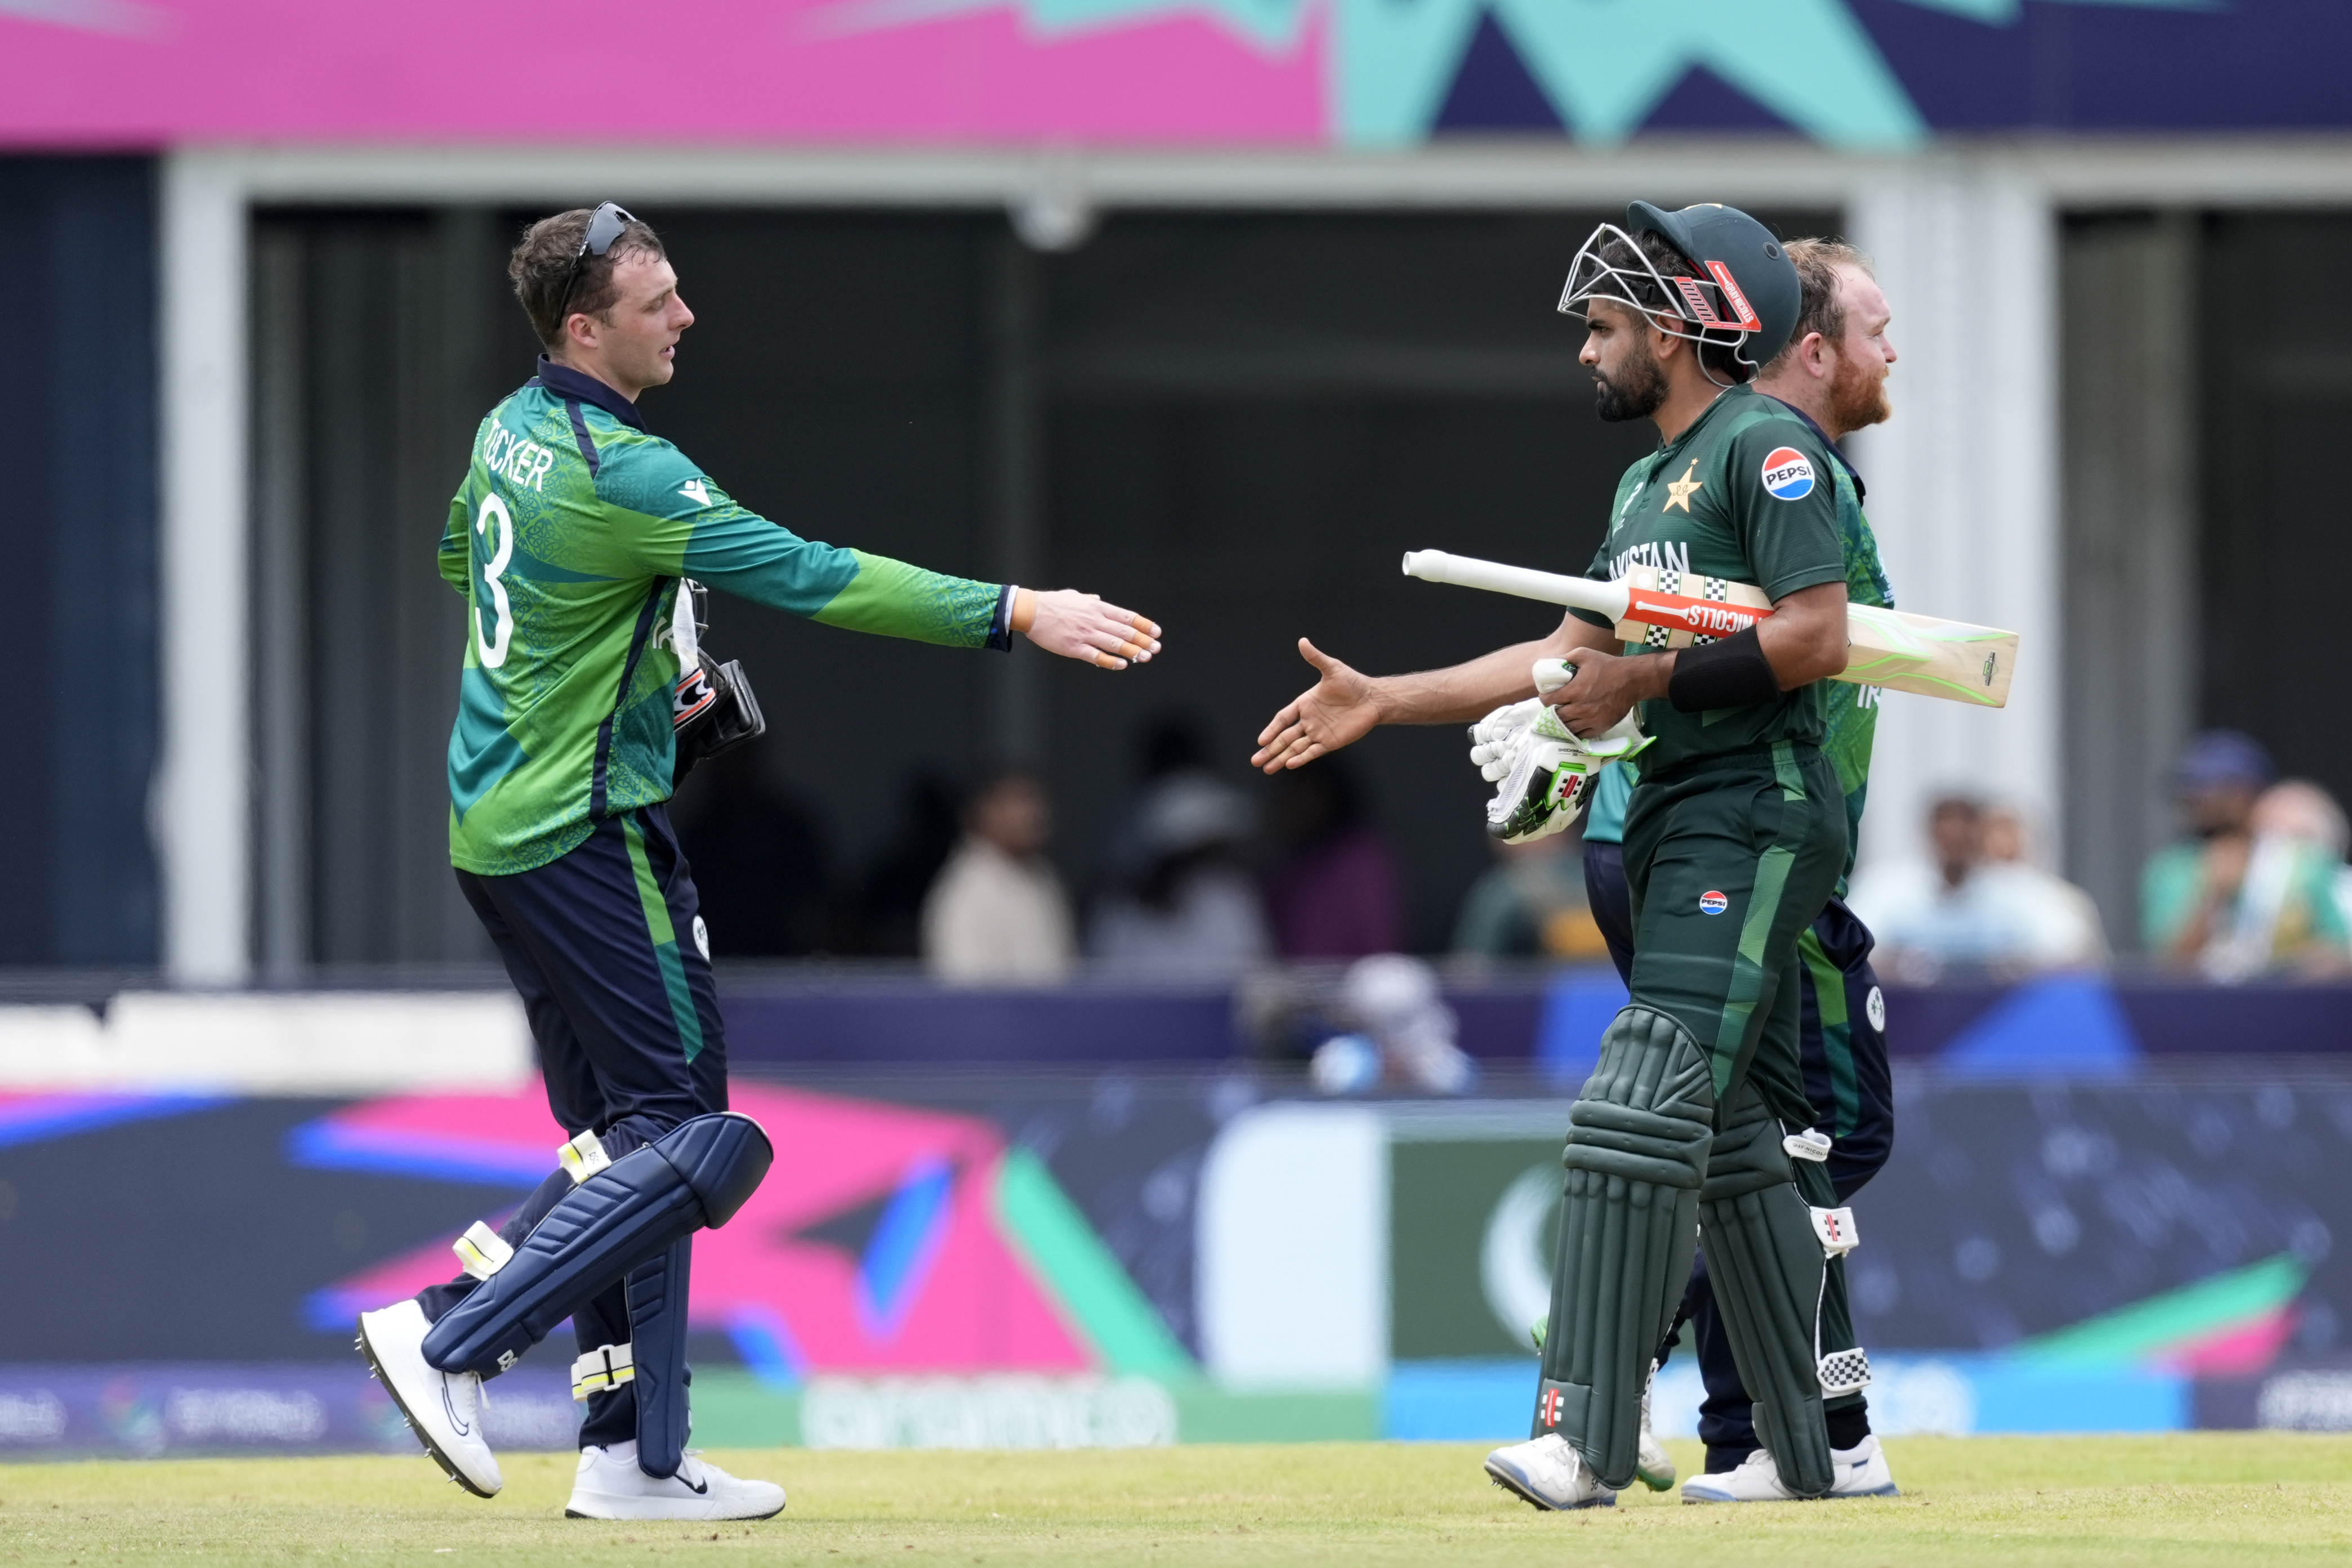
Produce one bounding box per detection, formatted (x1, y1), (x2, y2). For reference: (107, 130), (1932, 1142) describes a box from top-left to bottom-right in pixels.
(1848, 794), (2100, 982)
(1980, 803), (2108, 969)
(668, 748), (830, 957)
(1089, 739), (1271, 980)
(921, 771), (1075, 984)
(2144, 732), (2350, 979)
(1100, 713), (1219, 888)
(2252, 780), (2352, 933)
(1262, 760), (1403, 959)
(1309, 954), (1476, 1097)
(851, 772), (965, 957)
(1451, 831), (1608, 963)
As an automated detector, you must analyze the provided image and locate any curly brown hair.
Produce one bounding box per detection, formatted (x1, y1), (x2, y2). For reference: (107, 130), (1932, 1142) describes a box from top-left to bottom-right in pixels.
(508, 208), (667, 350)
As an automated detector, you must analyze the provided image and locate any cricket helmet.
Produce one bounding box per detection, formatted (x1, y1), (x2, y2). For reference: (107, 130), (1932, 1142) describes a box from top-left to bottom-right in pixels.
(1557, 200), (1801, 378)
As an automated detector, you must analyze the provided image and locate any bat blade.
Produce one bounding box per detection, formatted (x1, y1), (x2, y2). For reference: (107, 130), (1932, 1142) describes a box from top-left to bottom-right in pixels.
(1844, 604), (2016, 707)
(1402, 552), (2018, 709)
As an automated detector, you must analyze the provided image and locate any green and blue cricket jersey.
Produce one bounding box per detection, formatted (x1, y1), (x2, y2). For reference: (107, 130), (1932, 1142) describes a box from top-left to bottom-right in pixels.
(441, 358), (1011, 875)
(1583, 395), (1893, 894)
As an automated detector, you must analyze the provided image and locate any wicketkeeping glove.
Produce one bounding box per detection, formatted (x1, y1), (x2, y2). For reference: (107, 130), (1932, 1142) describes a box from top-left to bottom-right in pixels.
(1467, 659), (1652, 843)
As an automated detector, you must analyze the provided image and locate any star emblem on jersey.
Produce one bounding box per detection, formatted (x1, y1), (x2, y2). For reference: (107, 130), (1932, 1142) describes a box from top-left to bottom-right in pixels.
(679, 480), (711, 506)
(1663, 461), (1703, 513)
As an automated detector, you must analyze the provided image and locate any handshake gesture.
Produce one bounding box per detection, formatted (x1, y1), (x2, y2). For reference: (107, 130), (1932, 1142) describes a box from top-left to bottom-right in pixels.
(1471, 659), (1650, 843)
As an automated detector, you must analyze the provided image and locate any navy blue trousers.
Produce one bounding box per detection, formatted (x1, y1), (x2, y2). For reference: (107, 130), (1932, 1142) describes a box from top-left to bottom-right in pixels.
(416, 805), (728, 1451)
(1583, 838), (1894, 1468)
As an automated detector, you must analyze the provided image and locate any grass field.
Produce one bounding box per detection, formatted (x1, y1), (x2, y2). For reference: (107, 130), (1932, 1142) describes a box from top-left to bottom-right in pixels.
(2, 1435), (2347, 1566)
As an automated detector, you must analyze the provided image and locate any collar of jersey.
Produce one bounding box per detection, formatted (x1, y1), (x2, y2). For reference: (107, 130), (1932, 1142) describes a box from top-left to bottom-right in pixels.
(532, 355), (648, 433)
(1653, 381), (1744, 465)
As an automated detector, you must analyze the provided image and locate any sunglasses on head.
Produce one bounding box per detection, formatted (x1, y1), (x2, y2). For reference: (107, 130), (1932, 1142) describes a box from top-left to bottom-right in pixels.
(553, 201), (637, 325)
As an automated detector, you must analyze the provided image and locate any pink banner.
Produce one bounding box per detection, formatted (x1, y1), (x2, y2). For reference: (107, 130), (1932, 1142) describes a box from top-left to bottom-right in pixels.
(0, 1), (1323, 148)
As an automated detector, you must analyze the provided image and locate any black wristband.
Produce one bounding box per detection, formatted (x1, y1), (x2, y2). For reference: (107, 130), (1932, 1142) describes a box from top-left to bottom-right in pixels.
(1667, 624), (1781, 712)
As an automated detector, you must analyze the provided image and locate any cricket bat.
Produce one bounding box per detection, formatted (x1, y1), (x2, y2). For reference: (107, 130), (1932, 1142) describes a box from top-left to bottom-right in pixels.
(1400, 550), (2016, 708)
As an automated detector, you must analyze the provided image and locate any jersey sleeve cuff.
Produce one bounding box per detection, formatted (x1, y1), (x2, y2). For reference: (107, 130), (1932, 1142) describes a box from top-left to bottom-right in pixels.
(986, 583), (1017, 652)
(1759, 563), (1849, 602)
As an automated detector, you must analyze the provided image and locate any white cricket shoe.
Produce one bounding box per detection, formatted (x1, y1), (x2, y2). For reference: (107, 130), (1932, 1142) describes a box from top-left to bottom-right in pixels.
(1484, 1433), (1616, 1511)
(356, 1299), (502, 1498)
(566, 1443), (788, 1521)
(1635, 1368), (1676, 1491)
(1679, 1433), (1900, 1502)
(1829, 1433), (1902, 1497)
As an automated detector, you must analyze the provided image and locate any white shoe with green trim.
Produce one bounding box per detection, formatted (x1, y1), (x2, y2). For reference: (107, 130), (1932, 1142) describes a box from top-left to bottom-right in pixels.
(1484, 1433), (1617, 1511)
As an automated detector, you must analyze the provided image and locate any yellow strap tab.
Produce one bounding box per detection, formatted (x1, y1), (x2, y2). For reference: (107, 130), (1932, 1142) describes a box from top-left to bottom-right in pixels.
(570, 1342), (635, 1402)
(452, 1221), (514, 1281)
(558, 1129), (613, 1186)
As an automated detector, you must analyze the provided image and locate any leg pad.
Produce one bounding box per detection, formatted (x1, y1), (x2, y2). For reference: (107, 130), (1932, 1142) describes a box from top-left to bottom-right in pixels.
(628, 1239), (693, 1478)
(1537, 1007), (1715, 1490)
(422, 1113), (770, 1379)
(1698, 1085), (1835, 1497)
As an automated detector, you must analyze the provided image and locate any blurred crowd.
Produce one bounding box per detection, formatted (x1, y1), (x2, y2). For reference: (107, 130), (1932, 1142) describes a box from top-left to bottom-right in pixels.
(1851, 729), (2352, 984)
(669, 712), (1420, 982)
(673, 713), (2352, 991)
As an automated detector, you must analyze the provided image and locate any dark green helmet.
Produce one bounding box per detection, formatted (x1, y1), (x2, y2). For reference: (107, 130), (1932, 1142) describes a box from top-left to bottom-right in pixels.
(1558, 200), (1801, 376)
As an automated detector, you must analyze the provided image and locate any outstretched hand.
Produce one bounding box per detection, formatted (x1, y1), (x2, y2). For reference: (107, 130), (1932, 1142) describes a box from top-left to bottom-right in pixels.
(1252, 638), (1380, 774)
(1023, 589), (1161, 669)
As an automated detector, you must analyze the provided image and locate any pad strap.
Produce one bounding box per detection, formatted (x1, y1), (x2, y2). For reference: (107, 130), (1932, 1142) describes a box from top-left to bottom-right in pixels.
(1810, 1205), (1860, 1257)
(1783, 1128), (1832, 1164)
(453, 1221), (514, 1281)
(1818, 1346), (1872, 1397)
(560, 1129), (613, 1185)
(572, 1342), (636, 1401)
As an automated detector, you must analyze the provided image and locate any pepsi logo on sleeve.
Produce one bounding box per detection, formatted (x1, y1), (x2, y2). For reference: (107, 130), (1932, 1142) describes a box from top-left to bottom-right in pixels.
(1760, 446), (1817, 501)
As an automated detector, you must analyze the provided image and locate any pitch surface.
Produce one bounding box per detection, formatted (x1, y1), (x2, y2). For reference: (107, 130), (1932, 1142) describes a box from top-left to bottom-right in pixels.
(1, 1435), (2346, 1565)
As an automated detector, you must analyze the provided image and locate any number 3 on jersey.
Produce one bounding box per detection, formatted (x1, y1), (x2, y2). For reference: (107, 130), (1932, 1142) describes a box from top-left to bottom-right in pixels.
(474, 494), (514, 669)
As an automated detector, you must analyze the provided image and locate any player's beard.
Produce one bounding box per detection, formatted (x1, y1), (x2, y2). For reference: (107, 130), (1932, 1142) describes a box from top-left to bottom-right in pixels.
(1592, 338), (1668, 423)
(1826, 348), (1891, 434)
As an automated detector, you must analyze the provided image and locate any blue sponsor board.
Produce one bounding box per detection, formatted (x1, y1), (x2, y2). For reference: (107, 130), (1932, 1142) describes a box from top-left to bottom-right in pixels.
(1381, 1355), (2189, 1441)
(0, 1365), (577, 1460)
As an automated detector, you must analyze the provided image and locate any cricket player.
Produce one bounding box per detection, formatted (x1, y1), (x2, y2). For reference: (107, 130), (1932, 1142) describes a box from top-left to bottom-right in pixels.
(356, 204), (1160, 1520)
(1253, 202), (1871, 1507)
(1580, 238), (1900, 1499)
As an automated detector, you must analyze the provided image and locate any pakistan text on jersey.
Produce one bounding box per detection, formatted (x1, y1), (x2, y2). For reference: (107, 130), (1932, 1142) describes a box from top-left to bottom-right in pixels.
(1604, 539), (1693, 582)
(484, 426), (557, 493)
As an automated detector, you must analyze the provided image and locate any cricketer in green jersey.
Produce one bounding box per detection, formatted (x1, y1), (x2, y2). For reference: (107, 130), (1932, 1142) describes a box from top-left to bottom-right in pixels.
(364, 205), (1161, 1522)
(1252, 204), (1867, 1509)
(1579, 239), (1902, 1495)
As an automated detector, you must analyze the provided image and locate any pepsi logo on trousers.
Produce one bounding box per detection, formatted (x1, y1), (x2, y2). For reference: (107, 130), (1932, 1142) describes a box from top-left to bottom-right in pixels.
(1760, 446), (1815, 500)
(1698, 890), (1729, 915)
